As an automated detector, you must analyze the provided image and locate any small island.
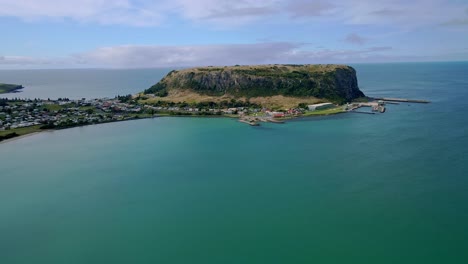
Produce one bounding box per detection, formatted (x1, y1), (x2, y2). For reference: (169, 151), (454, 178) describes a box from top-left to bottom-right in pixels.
(0, 83), (24, 94)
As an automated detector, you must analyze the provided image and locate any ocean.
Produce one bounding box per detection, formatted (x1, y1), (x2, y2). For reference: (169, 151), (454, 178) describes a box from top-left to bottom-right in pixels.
(1, 62), (468, 263)
(0, 68), (171, 100)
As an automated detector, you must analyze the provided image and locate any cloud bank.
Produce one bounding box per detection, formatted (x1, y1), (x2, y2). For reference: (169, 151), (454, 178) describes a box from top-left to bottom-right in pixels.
(0, 0), (466, 28)
(1, 42), (399, 68)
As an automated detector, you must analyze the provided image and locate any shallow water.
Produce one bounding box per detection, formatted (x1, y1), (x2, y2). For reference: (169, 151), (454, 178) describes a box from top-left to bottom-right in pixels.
(1, 62), (468, 263)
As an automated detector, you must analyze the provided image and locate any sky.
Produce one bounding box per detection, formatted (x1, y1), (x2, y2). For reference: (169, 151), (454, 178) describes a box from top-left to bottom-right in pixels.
(1, 0), (468, 69)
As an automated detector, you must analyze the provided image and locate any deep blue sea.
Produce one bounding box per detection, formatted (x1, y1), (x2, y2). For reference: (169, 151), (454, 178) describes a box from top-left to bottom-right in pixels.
(1, 62), (468, 263)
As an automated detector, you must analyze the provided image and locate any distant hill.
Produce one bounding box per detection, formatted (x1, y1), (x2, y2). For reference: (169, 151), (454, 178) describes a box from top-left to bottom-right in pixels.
(0, 83), (23, 94)
(144, 64), (365, 105)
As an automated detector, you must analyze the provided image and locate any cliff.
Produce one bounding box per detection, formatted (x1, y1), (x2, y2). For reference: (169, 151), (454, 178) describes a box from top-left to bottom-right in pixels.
(144, 64), (365, 104)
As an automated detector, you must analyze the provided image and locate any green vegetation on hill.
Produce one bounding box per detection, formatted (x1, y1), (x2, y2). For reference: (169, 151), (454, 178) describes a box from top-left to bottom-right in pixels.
(144, 64), (365, 104)
(0, 125), (42, 142)
(0, 83), (23, 94)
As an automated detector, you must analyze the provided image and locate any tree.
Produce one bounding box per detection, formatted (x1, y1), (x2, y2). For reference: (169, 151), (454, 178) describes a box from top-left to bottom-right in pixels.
(298, 103), (308, 109)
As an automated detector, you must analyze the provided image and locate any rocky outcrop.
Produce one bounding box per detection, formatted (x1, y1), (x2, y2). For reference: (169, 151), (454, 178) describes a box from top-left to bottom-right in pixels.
(145, 64), (365, 103)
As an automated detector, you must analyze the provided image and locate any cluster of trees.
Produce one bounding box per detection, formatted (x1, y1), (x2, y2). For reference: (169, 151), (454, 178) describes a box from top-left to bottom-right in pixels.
(0, 132), (19, 142)
(0, 84), (23, 93)
(148, 99), (261, 109)
(143, 83), (168, 97)
(0, 98), (8, 106)
(168, 111), (222, 116)
(116, 94), (133, 103)
(0, 98), (47, 103)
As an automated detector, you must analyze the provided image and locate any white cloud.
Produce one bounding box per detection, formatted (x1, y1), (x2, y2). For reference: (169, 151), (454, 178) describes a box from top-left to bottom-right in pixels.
(0, 55), (55, 65)
(0, 55), (83, 69)
(337, 0), (467, 29)
(3, 42), (468, 69)
(0, 0), (465, 28)
(0, 0), (163, 26)
(74, 43), (300, 67)
(73, 43), (397, 68)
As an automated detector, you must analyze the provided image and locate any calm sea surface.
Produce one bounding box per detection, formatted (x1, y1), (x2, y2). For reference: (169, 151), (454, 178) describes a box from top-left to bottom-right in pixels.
(0, 68), (171, 99)
(1, 62), (468, 263)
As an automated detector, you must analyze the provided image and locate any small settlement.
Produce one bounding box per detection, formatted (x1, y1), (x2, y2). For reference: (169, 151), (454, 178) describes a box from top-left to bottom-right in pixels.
(1, 95), (343, 136)
(1, 95), (429, 139)
(0, 98), (143, 132)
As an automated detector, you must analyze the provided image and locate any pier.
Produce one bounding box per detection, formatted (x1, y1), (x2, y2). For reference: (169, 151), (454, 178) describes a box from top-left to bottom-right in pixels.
(345, 96), (429, 115)
(238, 116), (285, 126)
(373, 97), (430, 103)
(349, 111), (376, 115)
(236, 96), (429, 126)
(238, 119), (259, 126)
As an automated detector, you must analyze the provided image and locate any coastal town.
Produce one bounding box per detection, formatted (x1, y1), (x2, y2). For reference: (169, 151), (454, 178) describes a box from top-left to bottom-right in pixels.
(4, 94), (425, 142)
(1, 90), (427, 142)
(0, 93), (349, 141)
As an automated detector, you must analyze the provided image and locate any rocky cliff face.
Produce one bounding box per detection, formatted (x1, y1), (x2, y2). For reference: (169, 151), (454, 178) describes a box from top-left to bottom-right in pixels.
(145, 64), (365, 103)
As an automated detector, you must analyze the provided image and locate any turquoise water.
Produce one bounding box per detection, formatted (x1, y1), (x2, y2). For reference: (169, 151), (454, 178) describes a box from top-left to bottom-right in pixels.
(0, 68), (170, 99)
(1, 62), (468, 263)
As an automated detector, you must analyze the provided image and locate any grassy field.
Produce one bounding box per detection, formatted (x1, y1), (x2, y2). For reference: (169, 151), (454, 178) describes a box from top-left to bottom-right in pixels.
(42, 104), (66, 111)
(0, 83), (23, 94)
(0, 125), (43, 142)
(302, 107), (345, 116)
(79, 106), (96, 111)
(0, 125), (42, 137)
(140, 90), (324, 109)
(172, 64), (349, 74)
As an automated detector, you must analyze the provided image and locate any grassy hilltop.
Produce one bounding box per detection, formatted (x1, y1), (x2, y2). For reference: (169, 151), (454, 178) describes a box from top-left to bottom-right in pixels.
(143, 64), (365, 108)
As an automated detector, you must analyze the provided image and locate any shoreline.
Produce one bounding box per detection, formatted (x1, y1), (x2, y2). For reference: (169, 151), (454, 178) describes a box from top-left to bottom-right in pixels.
(0, 116), (159, 145)
(0, 132), (44, 145)
(0, 111), (349, 145)
(0, 84), (24, 94)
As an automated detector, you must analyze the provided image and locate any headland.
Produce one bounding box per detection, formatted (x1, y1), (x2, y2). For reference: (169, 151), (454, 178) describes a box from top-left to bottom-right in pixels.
(0, 83), (24, 94)
(1, 64), (429, 142)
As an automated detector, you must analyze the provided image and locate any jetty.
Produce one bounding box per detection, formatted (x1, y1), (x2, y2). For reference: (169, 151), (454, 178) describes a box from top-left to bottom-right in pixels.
(350, 111), (376, 115)
(373, 97), (430, 104)
(345, 96), (429, 115)
(238, 119), (259, 126)
(347, 101), (385, 114)
(238, 116), (285, 126)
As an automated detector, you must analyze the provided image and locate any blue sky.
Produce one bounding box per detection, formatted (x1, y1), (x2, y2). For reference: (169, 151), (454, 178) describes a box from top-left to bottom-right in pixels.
(1, 0), (467, 68)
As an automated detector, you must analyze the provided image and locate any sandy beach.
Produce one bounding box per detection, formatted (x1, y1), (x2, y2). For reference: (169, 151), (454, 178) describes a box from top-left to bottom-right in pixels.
(0, 131), (44, 145)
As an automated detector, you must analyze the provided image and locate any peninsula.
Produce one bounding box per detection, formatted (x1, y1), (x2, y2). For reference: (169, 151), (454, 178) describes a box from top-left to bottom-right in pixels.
(1, 64), (427, 142)
(0, 83), (24, 94)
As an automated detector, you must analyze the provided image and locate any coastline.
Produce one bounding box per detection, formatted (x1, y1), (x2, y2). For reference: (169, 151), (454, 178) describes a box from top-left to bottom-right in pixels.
(0, 84), (24, 94)
(0, 110), (349, 145)
(0, 131), (44, 145)
(0, 115), (162, 145)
